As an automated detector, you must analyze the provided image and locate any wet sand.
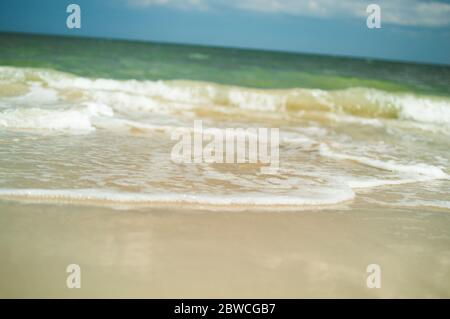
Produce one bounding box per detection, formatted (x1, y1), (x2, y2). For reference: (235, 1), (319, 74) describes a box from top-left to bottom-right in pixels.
(1, 198), (449, 298)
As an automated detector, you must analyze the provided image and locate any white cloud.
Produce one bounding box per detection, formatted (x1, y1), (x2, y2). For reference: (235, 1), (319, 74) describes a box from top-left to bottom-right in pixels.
(127, 0), (207, 10)
(126, 0), (450, 27)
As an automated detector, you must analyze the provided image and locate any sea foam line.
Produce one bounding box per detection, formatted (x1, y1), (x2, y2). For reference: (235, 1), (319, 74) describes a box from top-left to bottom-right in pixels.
(0, 187), (355, 207)
(319, 143), (448, 182)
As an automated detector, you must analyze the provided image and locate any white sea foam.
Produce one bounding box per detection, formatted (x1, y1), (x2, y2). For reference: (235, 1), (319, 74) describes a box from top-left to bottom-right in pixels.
(0, 102), (113, 131)
(361, 89), (450, 125)
(0, 187), (355, 207)
(319, 143), (448, 182)
(397, 200), (450, 210)
(344, 178), (417, 188)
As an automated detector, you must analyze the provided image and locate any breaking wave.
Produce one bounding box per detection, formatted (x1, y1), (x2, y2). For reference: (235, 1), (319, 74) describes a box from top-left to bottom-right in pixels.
(1, 66), (449, 131)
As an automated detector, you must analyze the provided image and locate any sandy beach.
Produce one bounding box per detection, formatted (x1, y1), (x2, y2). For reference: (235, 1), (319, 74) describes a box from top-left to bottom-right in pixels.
(1, 197), (449, 298)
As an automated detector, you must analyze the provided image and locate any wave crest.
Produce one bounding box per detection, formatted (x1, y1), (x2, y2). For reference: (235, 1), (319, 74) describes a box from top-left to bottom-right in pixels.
(1, 66), (449, 127)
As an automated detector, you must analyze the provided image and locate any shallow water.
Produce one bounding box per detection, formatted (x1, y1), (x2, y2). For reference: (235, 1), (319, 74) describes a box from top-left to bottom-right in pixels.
(0, 64), (448, 208)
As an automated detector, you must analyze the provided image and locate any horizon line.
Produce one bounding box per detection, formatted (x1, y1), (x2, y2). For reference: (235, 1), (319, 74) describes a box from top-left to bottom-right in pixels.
(1, 30), (449, 68)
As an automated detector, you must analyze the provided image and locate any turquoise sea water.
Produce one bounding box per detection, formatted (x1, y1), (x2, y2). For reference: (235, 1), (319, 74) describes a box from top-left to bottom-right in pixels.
(1, 32), (449, 95)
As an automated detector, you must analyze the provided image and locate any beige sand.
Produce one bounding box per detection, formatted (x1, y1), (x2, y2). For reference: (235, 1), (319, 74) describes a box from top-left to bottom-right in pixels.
(0, 197), (449, 298)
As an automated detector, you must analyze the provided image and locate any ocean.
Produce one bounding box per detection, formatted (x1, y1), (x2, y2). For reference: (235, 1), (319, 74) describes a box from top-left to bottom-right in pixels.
(0, 32), (449, 297)
(0, 32), (449, 208)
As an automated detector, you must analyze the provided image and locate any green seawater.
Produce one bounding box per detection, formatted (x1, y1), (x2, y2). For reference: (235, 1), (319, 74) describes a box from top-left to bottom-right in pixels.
(0, 32), (449, 95)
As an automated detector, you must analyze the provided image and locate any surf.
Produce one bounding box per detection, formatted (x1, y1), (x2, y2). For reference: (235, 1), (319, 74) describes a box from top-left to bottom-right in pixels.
(0, 64), (448, 210)
(1, 66), (450, 129)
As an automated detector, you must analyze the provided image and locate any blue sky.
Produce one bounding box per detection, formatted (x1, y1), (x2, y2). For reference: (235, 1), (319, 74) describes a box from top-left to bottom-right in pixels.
(0, 0), (449, 65)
